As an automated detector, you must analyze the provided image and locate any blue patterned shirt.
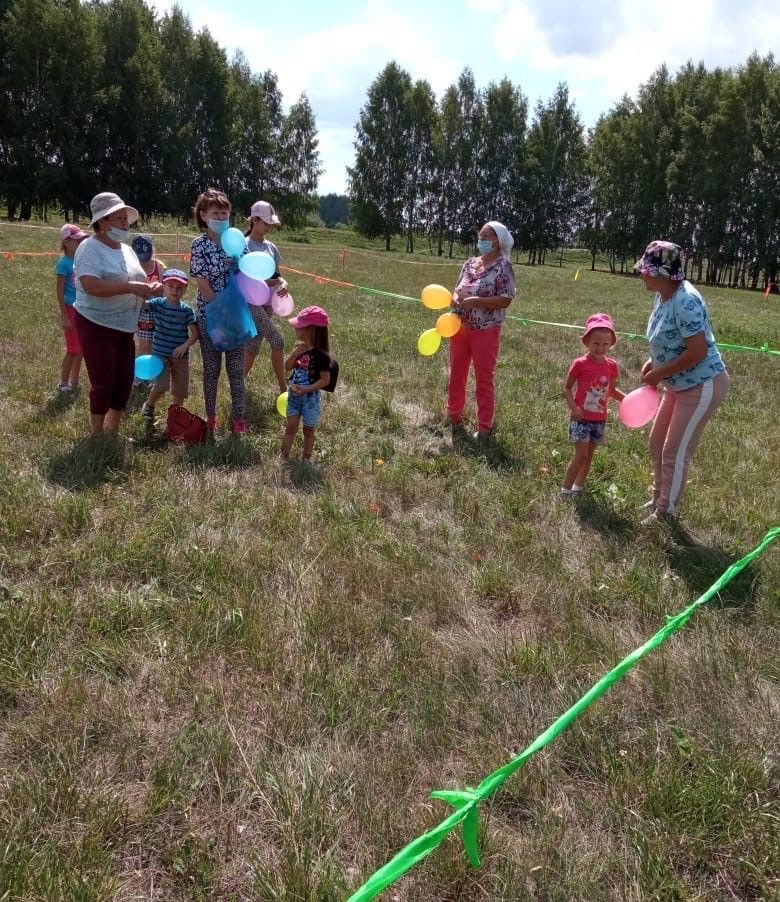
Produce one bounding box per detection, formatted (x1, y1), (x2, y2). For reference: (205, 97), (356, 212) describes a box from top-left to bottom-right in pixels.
(646, 281), (725, 391)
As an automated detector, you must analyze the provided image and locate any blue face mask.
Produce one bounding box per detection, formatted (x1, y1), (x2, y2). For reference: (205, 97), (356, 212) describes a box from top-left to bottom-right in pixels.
(477, 239), (495, 255)
(208, 219), (229, 235)
(108, 227), (130, 243)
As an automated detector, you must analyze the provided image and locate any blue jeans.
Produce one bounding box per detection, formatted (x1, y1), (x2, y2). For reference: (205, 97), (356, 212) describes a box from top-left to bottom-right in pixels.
(287, 389), (321, 427)
(569, 419), (606, 444)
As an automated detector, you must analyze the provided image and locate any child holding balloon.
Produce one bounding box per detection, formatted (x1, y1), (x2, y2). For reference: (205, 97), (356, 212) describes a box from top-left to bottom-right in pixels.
(281, 306), (332, 462)
(190, 188), (247, 434)
(561, 313), (625, 496)
(54, 224), (89, 392)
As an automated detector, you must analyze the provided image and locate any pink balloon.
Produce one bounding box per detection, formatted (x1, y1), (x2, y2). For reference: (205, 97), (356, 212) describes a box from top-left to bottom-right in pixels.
(236, 271), (270, 307)
(271, 291), (294, 317)
(618, 385), (659, 428)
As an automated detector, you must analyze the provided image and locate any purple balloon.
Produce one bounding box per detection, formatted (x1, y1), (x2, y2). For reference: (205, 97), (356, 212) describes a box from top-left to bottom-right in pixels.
(236, 271), (271, 307)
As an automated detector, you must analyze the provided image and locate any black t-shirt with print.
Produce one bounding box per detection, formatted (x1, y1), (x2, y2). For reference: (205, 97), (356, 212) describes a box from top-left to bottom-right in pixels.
(289, 347), (331, 387)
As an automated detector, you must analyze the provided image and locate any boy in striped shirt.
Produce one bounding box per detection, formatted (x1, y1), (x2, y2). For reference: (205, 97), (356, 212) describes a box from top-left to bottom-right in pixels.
(141, 270), (199, 419)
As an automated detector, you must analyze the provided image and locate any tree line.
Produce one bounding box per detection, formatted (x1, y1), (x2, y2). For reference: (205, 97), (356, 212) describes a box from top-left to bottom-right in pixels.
(0, 0), (321, 227)
(349, 56), (779, 288)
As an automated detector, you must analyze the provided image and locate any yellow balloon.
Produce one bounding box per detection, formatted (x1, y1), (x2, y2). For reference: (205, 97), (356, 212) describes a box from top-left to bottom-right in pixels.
(417, 328), (442, 356)
(436, 311), (462, 338)
(276, 391), (288, 417)
(421, 283), (452, 310)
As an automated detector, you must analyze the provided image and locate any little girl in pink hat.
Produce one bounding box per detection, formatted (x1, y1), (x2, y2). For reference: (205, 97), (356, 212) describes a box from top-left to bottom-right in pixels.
(561, 313), (625, 496)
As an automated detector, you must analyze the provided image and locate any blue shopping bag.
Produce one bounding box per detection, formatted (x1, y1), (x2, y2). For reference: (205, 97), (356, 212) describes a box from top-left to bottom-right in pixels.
(203, 276), (257, 352)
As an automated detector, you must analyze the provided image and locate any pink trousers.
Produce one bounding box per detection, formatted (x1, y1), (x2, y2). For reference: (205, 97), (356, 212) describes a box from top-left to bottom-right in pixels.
(649, 370), (730, 514)
(446, 325), (501, 432)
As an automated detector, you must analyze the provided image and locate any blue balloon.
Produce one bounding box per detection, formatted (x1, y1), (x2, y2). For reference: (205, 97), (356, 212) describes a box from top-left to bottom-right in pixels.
(134, 354), (164, 381)
(221, 227), (246, 258)
(239, 251), (275, 281)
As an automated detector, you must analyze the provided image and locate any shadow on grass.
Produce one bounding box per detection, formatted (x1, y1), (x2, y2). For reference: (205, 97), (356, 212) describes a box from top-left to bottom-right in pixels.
(178, 434), (261, 470)
(244, 387), (278, 434)
(39, 389), (78, 419)
(574, 494), (636, 543)
(285, 459), (326, 493)
(664, 531), (760, 614)
(46, 435), (133, 490)
(451, 426), (524, 471)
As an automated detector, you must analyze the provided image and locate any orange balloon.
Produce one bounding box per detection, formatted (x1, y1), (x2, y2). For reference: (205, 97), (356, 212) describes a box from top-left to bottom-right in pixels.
(421, 284), (452, 310)
(436, 311), (462, 338)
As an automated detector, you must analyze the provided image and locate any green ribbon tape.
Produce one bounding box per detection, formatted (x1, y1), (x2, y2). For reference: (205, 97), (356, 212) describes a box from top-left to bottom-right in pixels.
(348, 527), (779, 902)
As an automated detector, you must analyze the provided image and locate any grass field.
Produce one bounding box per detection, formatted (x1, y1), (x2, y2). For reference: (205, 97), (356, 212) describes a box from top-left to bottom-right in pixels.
(0, 222), (778, 901)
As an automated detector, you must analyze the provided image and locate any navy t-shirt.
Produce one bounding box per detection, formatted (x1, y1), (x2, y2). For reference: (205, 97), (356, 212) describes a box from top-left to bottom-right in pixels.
(289, 347), (330, 388)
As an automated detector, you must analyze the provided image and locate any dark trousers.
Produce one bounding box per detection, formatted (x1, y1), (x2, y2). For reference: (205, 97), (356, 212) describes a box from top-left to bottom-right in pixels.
(74, 311), (135, 415)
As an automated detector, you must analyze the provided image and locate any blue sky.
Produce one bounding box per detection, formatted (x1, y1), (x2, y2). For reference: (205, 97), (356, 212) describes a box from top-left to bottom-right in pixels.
(156, 0), (780, 195)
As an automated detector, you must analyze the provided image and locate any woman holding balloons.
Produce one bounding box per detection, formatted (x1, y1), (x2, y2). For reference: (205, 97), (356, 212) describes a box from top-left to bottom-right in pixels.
(190, 188), (248, 435)
(242, 200), (288, 390)
(634, 240), (729, 525)
(446, 221), (516, 439)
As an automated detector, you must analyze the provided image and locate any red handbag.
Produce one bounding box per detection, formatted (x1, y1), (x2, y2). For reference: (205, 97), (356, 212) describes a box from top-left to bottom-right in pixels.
(163, 404), (208, 445)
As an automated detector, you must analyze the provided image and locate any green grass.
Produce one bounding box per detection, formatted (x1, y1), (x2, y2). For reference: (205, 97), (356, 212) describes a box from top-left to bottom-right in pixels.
(0, 221), (778, 900)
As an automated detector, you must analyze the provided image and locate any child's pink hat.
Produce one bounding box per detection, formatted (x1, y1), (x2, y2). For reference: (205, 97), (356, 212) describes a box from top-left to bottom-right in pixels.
(60, 223), (88, 241)
(581, 313), (616, 345)
(289, 305), (329, 328)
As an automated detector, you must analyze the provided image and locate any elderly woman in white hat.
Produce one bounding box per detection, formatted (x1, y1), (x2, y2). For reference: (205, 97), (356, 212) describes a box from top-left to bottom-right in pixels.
(447, 220), (517, 438)
(73, 192), (162, 436)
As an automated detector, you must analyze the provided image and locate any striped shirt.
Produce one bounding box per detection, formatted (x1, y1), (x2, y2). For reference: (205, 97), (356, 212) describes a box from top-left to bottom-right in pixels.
(147, 298), (196, 358)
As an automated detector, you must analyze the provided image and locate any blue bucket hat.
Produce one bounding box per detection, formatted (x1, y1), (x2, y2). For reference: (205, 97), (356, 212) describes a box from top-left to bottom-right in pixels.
(131, 234), (153, 262)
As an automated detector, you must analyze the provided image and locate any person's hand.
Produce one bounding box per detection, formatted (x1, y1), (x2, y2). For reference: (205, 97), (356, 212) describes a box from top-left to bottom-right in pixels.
(129, 281), (157, 300)
(172, 344), (187, 359)
(641, 358), (653, 378)
(60, 312), (71, 331)
(275, 279), (289, 298)
(641, 369), (663, 387)
(460, 296), (477, 311)
(291, 384), (306, 396)
(570, 406), (585, 422)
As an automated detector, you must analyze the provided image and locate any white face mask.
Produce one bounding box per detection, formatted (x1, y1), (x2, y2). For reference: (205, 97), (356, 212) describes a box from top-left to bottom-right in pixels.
(107, 227), (130, 242)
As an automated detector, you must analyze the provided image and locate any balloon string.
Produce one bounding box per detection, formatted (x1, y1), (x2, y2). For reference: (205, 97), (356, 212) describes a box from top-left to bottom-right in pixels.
(347, 527), (779, 901)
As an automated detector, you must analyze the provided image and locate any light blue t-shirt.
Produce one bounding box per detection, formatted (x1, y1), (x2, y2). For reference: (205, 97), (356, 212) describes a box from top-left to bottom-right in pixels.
(646, 280), (725, 391)
(55, 255), (76, 306)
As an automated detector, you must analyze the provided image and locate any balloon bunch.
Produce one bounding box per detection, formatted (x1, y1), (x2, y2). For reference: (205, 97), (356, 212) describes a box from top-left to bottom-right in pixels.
(220, 227), (295, 317)
(417, 284), (462, 356)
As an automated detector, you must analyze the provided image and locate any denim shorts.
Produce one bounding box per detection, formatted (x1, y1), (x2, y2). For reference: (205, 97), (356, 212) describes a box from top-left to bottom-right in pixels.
(569, 419), (606, 444)
(287, 389), (321, 427)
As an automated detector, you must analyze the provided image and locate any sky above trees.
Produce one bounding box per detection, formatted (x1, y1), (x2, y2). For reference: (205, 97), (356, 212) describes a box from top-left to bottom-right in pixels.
(156, 0), (780, 193)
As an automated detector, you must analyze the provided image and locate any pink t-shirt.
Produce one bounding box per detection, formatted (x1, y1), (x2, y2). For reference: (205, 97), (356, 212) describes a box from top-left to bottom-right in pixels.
(567, 355), (619, 422)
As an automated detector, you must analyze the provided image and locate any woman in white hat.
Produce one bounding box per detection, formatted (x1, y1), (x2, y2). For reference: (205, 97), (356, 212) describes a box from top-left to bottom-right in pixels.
(447, 221), (516, 439)
(73, 192), (162, 436)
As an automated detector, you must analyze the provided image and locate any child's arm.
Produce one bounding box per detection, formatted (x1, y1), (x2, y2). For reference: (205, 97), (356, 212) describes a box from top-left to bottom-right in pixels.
(610, 385), (625, 402)
(284, 343), (306, 371)
(291, 369), (330, 396)
(55, 275), (70, 330)
(563, 374), (584, 421)
(172, 323), (200, 359)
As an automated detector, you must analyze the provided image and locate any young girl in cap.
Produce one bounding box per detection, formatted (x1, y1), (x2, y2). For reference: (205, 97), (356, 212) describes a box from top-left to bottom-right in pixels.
(281, 306), (331, 461)
(561, 313), (625, 496)
(243, 200), (288, 390)
(132, 234), (166, 366)
(55, 223), (89, 392)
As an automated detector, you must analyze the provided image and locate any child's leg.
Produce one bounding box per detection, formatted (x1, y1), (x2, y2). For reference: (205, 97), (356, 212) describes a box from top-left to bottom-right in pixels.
(169, 358), (189, 409)
(60, 352), (75, 386)
(69, 354), (83, 386)
(281, 415), (300, 458)
(573, 442), (596, 487)
(302, 426), (316, 460)
(147, 386), (164, 407)
(563, 441), (592, 490)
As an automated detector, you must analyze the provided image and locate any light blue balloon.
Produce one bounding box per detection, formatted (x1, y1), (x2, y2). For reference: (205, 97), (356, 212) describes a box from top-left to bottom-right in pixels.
(238, 251), (275, 281)
(221, 227), (246, 258)
(134, 354), (164, 381)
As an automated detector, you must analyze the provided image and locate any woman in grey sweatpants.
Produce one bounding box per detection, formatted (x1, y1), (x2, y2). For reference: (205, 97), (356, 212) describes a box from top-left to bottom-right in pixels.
(634, 240), (729, 523)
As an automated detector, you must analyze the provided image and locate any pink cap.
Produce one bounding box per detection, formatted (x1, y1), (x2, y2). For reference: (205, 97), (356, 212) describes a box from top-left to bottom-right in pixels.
(60, 223), (89, 242)
(249, 200), (281, 225)
(289, 305), (329, 328)
(581, 313), (616, 345)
